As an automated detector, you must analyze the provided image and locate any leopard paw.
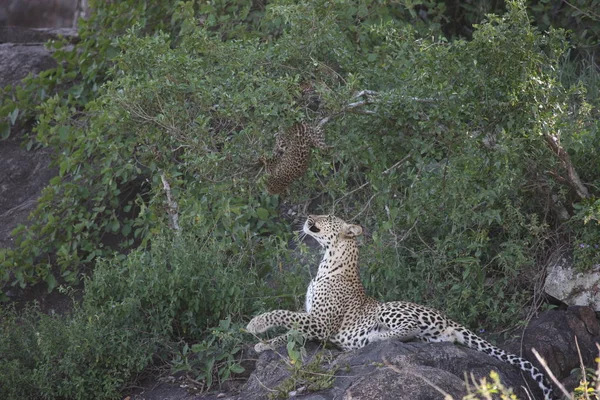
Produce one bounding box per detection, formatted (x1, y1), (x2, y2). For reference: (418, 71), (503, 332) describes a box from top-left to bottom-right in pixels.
(246, 315), (269, 334)
(254, 342), (272, 353)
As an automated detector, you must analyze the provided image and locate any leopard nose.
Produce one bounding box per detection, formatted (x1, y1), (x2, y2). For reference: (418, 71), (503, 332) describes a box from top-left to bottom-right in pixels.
(305, 216), (319, 232)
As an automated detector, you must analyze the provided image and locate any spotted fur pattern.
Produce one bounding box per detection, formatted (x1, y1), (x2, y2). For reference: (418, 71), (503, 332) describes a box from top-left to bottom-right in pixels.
(263, 123), (328, 195)
(247, 215), (554, 400)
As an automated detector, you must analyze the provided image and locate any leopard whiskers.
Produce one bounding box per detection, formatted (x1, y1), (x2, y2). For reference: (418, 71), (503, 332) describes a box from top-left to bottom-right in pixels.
(293, 230), (308, 246)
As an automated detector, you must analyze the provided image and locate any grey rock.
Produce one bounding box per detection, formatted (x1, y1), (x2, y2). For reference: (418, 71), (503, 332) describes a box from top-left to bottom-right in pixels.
(239, 341), (541, 400)
(0, 134), (56, 249)
(125, 304), (600, 400)
(2, 0), (79, 28)
(0, 43), (57, 88)
(504, 306), (600, 381)
(544, 252), (600, 311)
(0, 26), (67, 250)
(0, 26), (78, 44)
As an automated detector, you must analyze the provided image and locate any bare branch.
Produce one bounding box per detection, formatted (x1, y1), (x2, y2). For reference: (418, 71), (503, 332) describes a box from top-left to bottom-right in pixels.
(354, 89), (379, 98)
(160, 172), (180, 232)
(345, 99), (374, 109)
(383, 154), (412, 174)
(531, 348), (571, 399)
(354, 90), (438, 103)
(317, 89), (439, 129)
(543, 133), (590, 200)
(316, 115), (332, 129)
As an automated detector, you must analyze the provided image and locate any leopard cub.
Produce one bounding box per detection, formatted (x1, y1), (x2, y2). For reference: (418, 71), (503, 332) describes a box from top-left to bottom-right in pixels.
(263, 123), (328, 195)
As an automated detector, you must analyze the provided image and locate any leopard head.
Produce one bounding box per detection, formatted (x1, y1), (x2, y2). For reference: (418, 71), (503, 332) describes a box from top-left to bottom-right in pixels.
(303, 215), (362, 248)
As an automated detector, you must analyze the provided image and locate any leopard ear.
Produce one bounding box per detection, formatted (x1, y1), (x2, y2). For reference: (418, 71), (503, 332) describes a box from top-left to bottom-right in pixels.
(341, 223), (363, 238)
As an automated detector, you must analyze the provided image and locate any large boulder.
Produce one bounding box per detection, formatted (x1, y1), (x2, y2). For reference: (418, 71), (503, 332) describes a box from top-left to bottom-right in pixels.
(504, 306), (600, 381)
(126, 308), (599, 400)
(0, 43), (57, 88)
(544, 251), (600, 311)
(239, 341), (543, 400)
(0, 0), (80, 28)
(0, 134), (56, 250)
(236, 307), (599, 400)
(0, 26), (77, 250)
(0, 26), (78, 88)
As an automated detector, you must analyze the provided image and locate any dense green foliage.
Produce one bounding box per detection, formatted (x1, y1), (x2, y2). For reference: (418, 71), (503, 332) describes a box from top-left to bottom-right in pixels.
(1, 0), (599, 398)
(0, 215), (299, 399)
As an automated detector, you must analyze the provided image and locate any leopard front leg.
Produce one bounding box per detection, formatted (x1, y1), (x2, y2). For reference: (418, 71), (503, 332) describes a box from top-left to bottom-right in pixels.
(246, 310), (332, 353)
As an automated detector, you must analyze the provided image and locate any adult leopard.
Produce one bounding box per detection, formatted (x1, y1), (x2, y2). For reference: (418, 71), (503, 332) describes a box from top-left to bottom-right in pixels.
(247, 214), (554, 400)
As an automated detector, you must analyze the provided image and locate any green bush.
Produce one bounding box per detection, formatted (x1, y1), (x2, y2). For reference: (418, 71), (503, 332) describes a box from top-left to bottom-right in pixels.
(85, 216), (279, 337)
(0, 300), (159, 400)
(2, 0), (599, 324)
(0, 208), (298, 398)
(1, 0), (598, 307)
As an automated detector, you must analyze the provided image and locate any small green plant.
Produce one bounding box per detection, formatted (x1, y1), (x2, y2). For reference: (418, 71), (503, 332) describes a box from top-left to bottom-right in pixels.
(269, 332), (337, 399)
(459, 345), (600, 400)
(0, 299), (160, 400)
(572, 347), (600, 400)
(462, 371), (518, 400)
(171, 318), (246, 392)
(573, 366), (599, 400)
(571, 198), (600, 271)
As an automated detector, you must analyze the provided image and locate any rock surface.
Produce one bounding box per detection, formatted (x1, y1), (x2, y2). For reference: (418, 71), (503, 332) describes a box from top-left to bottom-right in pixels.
(0, 26), (78, 249)
(243, 341), (538, 400)
(0, 26), (78, 88)
(505, 306), (600, 381)
(0, 0), (80, 28)
(129, 307), (600, 400)
(0, 135), (56, 250)
(545, 252), (600, 311)
(0, 43), (58, 89)
(0, 26), (78, 44)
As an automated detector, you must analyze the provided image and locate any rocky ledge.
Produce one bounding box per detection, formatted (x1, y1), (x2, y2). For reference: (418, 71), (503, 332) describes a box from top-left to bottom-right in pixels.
(130, 306), (600, 400)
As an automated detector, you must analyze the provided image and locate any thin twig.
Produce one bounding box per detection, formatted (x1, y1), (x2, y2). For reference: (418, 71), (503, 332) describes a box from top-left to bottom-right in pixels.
(562, 0), (600, 21)
(316, 89), (437, 129)
(333, 181), (369, 210)
(383, 154), (412, 174)
(575, 336), (590, 400)
(398, 217), (419, 243)
(351, 193), (377, 221)
(334, 153), (412, 212)
(531, 348), (571, 399)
